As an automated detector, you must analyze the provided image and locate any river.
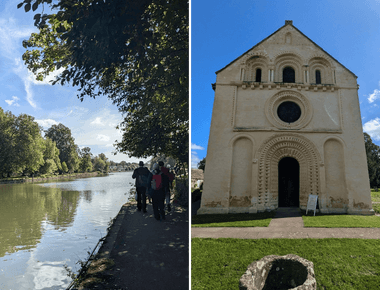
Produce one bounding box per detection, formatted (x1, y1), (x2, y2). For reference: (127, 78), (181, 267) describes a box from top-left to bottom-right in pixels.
(0, 172), (134, 290)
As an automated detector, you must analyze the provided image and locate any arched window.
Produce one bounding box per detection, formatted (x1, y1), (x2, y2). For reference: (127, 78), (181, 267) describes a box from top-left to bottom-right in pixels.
(283, 67), (295, 83)
(255, 68), (262, 82)
(316, 70), (321, 84)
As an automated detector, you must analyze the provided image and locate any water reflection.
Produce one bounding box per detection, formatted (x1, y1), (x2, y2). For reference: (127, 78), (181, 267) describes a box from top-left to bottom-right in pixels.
(0, 172), (133, 289)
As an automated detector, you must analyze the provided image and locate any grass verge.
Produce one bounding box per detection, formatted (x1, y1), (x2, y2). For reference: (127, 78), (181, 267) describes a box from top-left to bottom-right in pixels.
(192, 238), (380, 290)
(372, 203), (380, 214)
(191, 212), (275, 227)
(302, 214), (380, 228)
(371, 189), (380, 202)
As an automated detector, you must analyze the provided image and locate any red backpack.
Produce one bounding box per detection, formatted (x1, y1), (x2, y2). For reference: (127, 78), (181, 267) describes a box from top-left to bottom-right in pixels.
(151, 172), (163, 190)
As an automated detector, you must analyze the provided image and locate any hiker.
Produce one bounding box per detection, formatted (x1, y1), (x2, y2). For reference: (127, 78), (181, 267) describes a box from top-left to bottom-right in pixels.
(150, 163), (169, 221)
(146, 167), (154, 204)
(132, 161), (150, 213)
(158, 161), (173, 212)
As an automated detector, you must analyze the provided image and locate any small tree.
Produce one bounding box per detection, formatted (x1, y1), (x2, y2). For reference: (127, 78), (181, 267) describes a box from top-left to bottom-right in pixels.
(198, 157), (206, 172)
(61, 162), (68, 174)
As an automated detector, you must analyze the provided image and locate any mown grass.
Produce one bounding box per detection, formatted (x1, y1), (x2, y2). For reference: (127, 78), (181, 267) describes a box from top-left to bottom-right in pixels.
(191, 212), (275, 227)
(372, 203), (380, 214)
(302, 214), (380, 228)
(371, 189), (380, 202)
(192, 238), (380, 290)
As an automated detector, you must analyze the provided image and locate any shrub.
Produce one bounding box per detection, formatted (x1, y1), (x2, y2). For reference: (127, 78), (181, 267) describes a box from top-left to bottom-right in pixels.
(173, 177), (188, 207)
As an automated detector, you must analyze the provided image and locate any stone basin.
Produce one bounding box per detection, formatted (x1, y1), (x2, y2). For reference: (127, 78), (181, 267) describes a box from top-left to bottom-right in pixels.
(239, 254), (316, 290)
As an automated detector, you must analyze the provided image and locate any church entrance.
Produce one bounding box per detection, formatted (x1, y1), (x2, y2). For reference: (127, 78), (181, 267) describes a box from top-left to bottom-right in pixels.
(278, 157), (299, 207)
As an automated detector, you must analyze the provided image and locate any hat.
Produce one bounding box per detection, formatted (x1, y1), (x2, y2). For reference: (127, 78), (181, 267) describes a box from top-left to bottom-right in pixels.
(158, 161), (164, 166)
(139, 161), (144, 166)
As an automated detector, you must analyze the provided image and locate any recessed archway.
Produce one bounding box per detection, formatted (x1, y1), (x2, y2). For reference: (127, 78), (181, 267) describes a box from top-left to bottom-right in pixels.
(278, 157), (300, 207)
(256, 134), (322, 210)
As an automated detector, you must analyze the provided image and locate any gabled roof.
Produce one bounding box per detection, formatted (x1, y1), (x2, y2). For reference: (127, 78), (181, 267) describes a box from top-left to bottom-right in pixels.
(216, 20), (357, 79)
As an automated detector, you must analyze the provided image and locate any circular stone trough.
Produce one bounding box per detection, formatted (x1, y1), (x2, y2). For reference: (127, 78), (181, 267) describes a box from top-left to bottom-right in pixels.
(239, 254), (316, 290)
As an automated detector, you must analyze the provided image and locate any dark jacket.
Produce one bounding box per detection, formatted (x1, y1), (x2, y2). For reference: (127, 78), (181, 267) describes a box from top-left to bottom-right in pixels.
(132, 166), (150, 187)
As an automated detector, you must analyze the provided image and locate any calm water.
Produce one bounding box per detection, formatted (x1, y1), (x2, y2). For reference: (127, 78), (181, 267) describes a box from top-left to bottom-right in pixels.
(0, 172), (134, 290)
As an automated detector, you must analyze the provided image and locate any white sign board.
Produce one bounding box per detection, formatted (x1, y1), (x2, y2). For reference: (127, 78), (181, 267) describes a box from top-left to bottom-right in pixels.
(306, 194), (318, 216)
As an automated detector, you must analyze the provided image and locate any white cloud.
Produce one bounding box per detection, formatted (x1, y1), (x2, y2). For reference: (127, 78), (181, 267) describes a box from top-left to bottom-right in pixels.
(105, 144), (114, 147)
(91, 117), (104, 125)
(191, 143), (205, 150)
(368, 89), (380, 103)
(5, 96), (19, 106)
(35, 119), (58, 128)
(363, 117), (380, 140)
(191, 151), (201, 168)
(24, 78), (37, 108)
(97, 134), (110, 142)
(27, 67), (65, 86)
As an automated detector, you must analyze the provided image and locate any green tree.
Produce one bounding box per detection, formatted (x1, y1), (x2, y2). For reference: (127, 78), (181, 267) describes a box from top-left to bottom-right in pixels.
(198, 157), (206, 172)
(45, 123), (79, 173)
(93, 156), (106, 172)
(79, 147), (93, 173)
(0, 108), (17, 177)
(364, 132), (380, 188)
(39, 137), (61, 174)
(19, 0), (189, 165)
(61, 161), (68, 173)
(17, 114), (45, 175)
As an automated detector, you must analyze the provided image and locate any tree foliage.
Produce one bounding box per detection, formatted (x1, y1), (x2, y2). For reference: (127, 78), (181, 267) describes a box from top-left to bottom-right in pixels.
(45, 123), (79, 173)
(40, 137), (61, 174)
(364, 132), (380, 188)
(61, 161), (68, 173)
(198, 157), (206, 172)
(79, 147), (92, 173)
(0, 108), (45, 177)
(19, 0), (189, 164)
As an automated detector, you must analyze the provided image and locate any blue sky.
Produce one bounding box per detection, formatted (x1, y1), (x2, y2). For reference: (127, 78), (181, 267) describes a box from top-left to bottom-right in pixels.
(0, 0), (150, 164)
(191, 0), (380, 168)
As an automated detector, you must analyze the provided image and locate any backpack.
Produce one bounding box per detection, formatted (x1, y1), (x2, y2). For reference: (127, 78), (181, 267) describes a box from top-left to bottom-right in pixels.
(151, 172), (163, 190)
(138, 174), (149, 187)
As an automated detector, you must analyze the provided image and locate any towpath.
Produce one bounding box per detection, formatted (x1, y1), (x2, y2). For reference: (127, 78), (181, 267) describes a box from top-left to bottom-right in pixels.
(76, 201), (189, 290)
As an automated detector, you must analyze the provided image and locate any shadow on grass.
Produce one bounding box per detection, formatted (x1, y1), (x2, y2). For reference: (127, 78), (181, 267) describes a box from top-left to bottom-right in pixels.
(191, 211), (276, 227)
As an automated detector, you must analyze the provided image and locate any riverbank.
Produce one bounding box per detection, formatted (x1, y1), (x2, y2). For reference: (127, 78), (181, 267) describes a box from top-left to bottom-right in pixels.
(0, 171), (108, 184)
(72, 199), (189, 290)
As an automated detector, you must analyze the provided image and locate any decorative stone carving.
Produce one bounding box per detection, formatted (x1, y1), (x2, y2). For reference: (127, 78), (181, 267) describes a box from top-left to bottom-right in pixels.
(256, 134), (321, 208)
(264, 90), (313, 130)
(239, 254), (316, 290)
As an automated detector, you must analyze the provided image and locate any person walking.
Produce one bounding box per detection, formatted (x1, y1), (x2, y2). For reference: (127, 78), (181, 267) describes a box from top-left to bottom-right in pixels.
(158, 161), (173, 212)
(132, 161), (150, 213)
(150, 163), (168, 221)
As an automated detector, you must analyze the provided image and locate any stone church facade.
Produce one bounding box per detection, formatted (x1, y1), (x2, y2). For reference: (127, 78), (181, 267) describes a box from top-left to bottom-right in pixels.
(198, 21), (373, 215)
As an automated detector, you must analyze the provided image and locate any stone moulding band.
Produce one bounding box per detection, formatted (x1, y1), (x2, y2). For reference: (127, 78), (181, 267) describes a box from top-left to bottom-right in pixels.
(233, 128), (343, 133)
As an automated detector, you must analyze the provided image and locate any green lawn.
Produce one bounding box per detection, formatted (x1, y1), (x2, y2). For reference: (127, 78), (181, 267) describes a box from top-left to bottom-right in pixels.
(302, 214), (380, 228)
(371, 189), (380, 202)
(372, 203), (380, 214)
(192, 238), (380, 290)
(191, 212), (275, 227)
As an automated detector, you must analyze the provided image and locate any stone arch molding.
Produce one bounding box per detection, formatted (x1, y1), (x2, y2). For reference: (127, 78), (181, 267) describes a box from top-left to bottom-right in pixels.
(240, 51), (269, 65)
(255, 134), (322, 209)
(265, 90), (313, 129)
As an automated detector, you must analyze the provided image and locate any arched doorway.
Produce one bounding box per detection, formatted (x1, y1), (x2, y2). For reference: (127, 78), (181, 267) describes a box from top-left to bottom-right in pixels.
(278, 157), (299, 207)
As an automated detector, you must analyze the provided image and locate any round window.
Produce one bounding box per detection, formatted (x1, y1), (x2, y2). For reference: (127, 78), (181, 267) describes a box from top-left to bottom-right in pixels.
(277, 101), (301, 123)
